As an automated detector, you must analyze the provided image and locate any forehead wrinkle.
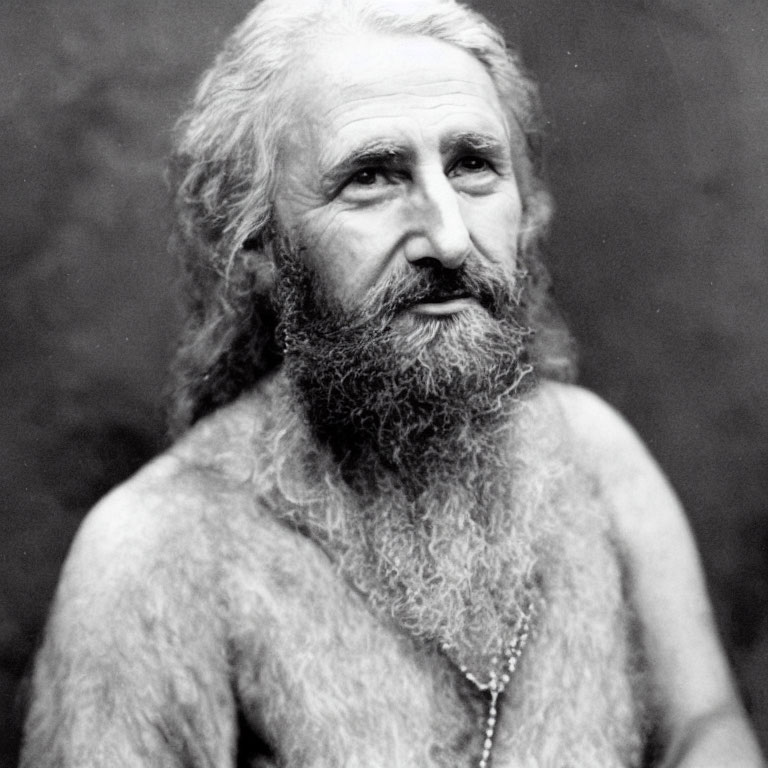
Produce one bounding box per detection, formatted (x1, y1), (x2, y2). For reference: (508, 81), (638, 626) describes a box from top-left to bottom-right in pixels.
(316, 87), (510, 145)
(320, 101), (510, 150)
(320, 84), (502, 119)
(332, 74), (499, 95)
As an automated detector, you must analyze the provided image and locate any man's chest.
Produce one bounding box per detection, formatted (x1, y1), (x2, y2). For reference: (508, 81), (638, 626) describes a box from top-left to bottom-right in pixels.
(223, 508), (646, 768)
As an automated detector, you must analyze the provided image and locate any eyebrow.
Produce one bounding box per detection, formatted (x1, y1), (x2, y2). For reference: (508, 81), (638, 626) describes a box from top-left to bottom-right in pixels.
(319, 140), (414, 193)
(441, 131), (510, 160)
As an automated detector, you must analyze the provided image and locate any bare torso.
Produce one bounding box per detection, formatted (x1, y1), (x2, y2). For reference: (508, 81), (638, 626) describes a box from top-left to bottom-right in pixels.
(22, 378), (648, 768)
(220, 494), (644, 767)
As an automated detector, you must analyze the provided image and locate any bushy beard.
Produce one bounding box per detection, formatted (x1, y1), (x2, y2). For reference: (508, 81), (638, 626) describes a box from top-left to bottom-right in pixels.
(274, 238), (536, 496)
(263, 383), (561, 679)
(266, 237), (553, 672)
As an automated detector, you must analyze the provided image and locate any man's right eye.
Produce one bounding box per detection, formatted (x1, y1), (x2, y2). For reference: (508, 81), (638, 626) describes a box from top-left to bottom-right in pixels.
(337, 167), (400, 203)
(349, 168), (383, 186)
(337, 165), (404, 202)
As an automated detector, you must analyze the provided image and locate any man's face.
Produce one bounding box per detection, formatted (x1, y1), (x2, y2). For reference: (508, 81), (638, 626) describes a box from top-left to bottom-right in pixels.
(271, 32), (533, 480)
(274, 32), (524, 319)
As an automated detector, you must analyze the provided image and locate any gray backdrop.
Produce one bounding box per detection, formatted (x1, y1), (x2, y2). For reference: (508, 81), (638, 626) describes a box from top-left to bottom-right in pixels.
(2, 0), (767, 764)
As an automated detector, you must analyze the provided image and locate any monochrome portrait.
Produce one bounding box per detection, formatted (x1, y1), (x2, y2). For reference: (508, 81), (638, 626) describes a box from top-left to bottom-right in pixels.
(2, 1), (767, 766)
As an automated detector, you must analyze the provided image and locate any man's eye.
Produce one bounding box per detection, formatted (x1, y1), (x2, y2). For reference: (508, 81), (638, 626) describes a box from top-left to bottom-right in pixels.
(338, 166), (400, 202)
(349, 168), (383, 186)
(452, 156), (492, 174)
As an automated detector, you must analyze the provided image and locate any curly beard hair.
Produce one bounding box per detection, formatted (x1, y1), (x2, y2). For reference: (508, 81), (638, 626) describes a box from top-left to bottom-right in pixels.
(262, 238), (557, 675)
(274, 237), (536, 496)
(259, 378), (566, 681)
(166, 219), (576, 438)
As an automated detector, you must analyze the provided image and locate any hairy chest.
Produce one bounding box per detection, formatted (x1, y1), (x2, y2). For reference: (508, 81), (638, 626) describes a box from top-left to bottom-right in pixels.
(222, 496), (646, 768)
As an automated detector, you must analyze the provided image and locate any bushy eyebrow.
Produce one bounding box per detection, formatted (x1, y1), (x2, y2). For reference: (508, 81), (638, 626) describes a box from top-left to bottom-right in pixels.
(441, 131), (510, 161)
(319, 140), (414, 193)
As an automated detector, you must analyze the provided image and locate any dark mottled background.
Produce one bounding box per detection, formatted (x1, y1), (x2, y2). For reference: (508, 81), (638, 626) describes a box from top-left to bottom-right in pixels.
(1, 0), (766, 764)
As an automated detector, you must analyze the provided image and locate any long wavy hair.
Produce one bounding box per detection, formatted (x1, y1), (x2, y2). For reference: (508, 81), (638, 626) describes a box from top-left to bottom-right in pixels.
(167, 0), (576, 436)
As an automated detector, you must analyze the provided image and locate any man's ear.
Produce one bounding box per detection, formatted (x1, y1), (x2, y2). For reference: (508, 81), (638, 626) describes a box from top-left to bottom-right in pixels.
(241, 232), (277, 299)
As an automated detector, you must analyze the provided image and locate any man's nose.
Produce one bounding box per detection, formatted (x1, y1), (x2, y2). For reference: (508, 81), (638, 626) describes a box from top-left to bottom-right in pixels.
(404, 173), (471, 269)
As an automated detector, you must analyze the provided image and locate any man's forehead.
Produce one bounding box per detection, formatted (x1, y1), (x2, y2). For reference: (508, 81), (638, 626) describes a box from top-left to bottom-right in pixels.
(284, 32), (511, 163)
(300, 30), (496, 86)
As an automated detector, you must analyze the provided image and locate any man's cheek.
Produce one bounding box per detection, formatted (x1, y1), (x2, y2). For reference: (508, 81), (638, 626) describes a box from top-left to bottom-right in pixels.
(464, 205), (520, 263)
(322, 228), (398, 304)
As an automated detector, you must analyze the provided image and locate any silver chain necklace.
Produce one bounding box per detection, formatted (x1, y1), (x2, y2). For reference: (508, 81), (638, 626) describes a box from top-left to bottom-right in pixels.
(441, 598), (535, 768)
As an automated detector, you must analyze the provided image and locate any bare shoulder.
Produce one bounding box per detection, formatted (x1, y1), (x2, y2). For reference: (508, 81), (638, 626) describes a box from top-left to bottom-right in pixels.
(541, 380), (658, 473)
(22, 413), (261, 767)
(539, 383), (767, 765)
(538, 380), (680, 544)
(64, 450), (204, 594)
(56, 395), (277, 620)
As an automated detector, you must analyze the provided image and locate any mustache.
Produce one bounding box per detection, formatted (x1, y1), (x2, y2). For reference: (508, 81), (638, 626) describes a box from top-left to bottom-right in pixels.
(358, 259), (523, 325)
(273, 232), (526, 338)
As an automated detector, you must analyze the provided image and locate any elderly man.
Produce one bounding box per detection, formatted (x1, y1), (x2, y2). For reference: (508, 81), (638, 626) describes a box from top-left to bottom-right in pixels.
(20, 0), (765, 766)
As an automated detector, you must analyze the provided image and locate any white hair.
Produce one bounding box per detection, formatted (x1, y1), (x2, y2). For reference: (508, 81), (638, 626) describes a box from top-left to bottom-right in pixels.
(167, 0), (569, 434)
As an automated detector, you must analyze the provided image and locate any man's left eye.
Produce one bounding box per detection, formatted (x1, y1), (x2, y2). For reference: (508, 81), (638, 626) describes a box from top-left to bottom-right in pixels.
(350, 168), (383, 186)
(451, 156), (492, 174)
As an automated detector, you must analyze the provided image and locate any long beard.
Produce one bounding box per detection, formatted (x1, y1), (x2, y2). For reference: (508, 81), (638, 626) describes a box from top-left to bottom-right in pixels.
(274, 239), (536, 495)
(262, 239), (554, 672)
(260, 385), (563, 679)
